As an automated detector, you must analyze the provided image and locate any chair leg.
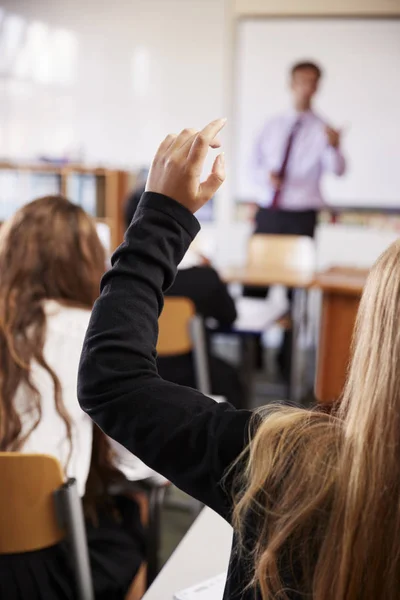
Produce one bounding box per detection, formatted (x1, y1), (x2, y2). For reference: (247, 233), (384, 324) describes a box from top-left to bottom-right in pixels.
(146, 486), (167, 587)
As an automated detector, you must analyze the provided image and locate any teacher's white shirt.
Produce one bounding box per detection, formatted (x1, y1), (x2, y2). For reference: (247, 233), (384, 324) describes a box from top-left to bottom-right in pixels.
(252, 109), (346, 209)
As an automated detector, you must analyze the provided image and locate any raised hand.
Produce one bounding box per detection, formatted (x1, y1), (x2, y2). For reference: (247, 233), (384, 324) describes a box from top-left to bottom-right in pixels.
(146, 118), (226, 214)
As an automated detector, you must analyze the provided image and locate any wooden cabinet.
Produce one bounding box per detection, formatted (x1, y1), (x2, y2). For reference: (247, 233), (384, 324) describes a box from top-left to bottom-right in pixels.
(0, 163), (132, 251)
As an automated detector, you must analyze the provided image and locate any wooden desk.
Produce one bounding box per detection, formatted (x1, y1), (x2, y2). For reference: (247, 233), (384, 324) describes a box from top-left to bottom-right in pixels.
(222, 266), (315, 404)
(314, 268), (368, 404)
(143, 508), (232, 600)
(222, 266), (315, 289)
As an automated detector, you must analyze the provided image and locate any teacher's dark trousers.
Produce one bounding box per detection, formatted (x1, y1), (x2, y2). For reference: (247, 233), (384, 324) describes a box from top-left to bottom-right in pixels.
(254, 207), (317, 237)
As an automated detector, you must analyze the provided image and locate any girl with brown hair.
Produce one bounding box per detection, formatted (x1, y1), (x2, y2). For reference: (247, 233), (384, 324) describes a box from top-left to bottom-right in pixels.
(79, 118), (400, 599)
(0, 196), (146, 599)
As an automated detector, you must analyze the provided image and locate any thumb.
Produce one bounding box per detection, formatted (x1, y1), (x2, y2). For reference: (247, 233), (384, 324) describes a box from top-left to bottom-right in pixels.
(198, 153), (225, 203)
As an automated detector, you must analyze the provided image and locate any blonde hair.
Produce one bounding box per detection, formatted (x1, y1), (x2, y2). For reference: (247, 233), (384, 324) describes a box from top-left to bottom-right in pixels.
(231, 239), (400, 599)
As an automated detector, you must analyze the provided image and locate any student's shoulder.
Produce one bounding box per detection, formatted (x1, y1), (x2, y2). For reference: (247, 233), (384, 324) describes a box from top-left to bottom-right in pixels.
(44, 300), (91, 339)
(192, 265), (222, 283)
(177, 266), (222, 294)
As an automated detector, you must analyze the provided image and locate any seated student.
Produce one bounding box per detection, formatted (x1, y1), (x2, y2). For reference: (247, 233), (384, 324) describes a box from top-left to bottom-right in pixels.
(124, 169), (148, 228)
(160, 245), (245, 408)
(0, 196), (146, 600)
(79, 119), (400, 600)
(125, 186), (244, 408)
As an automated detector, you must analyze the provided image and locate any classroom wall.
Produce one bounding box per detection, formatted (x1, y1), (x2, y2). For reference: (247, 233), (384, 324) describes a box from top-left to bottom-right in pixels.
(0, 0), (225, 167)
(1, 0), (398, 270)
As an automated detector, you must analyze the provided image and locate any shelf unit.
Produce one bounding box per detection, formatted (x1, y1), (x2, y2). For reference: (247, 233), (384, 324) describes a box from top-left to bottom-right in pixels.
(0, 163), (132, 251)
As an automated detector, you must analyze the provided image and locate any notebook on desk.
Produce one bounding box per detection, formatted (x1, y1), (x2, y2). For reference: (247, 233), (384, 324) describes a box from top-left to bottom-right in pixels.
(173, 573), (227, 600)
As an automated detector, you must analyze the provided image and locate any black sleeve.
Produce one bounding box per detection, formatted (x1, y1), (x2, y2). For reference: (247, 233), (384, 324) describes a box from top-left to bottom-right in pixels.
(78, 192), (252, 519)
(207, 268), (237, 327)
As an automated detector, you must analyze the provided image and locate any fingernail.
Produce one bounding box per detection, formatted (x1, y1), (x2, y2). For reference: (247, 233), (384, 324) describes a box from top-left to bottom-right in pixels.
(218, 152), (225, 167)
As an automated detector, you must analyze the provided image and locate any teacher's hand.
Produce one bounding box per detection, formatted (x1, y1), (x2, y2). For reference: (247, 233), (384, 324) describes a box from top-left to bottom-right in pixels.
(269, 171), (283, 190)
(146, 118), (226, 214)
(326, 125), (341, 149)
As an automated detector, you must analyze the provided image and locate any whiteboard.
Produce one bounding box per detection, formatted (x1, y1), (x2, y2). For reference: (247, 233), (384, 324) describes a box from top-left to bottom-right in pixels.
(235, 19), (400, 207)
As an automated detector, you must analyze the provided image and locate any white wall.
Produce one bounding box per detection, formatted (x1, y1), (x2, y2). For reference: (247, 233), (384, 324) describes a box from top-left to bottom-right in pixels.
(0, 0), (225, 167)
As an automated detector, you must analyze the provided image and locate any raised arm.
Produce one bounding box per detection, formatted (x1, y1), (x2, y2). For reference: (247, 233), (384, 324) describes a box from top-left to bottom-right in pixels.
(78, 120), (252, 519)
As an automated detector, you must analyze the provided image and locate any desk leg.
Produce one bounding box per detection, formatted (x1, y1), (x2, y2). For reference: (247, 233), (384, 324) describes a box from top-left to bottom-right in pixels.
(289, 288), (308, 405)
(239, 335), (256, 410)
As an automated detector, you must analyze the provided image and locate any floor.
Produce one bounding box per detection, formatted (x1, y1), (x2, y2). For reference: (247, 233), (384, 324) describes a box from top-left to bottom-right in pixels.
(160, 488), (196, 567)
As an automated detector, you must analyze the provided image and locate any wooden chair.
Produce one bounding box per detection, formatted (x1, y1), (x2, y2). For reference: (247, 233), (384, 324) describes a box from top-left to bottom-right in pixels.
(247, 234), (315, 271)
(244, 235), (316, 397)
(247, 234), (315, 323)
(0, 452), (94, 600)
(157, 297), (211, 395)
(157, 297), (210, 517)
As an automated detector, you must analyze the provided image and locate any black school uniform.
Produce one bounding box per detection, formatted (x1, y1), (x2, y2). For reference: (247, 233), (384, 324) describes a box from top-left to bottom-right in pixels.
(78, 193), (308, 599)
(160, 265), (244, 408)
(126, 187), (244, 407)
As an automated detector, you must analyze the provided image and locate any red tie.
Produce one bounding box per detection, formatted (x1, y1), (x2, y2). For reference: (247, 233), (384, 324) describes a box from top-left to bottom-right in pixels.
(271, 118), (302, 209)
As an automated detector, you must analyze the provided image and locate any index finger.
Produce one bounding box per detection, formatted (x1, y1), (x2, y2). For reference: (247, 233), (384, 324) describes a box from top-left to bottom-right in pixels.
(187, 118), (227, 173)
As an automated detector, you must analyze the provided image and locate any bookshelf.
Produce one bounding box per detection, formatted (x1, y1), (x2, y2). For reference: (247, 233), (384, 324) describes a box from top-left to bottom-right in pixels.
(0, 163), (131, 251)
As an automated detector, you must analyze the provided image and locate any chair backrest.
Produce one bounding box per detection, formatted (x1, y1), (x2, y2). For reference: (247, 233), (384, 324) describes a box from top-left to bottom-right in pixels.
(247, 234), (315, 271)
(0, 452), (65, 554)
(0, 452), (95, 600)
(157, 297), (211, 395)
(157, 297), (195, 356)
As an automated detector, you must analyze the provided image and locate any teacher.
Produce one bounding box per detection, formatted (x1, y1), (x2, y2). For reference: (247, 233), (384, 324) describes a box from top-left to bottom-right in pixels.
(252, 60), (346, 238)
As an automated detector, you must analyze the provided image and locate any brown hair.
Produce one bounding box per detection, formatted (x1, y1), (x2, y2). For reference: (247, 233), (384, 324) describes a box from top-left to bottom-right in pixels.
(0, 196), (122, 511)
(291, 61), (322, 80)
(231, 239), (400, 599)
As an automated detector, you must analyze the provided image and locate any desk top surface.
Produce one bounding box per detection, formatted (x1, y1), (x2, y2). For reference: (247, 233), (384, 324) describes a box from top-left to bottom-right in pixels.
(314, 267), (369, 295)
(222, 266), (315, 288)
(143, 508), (232, 600)
(223, 265), (369, 295)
